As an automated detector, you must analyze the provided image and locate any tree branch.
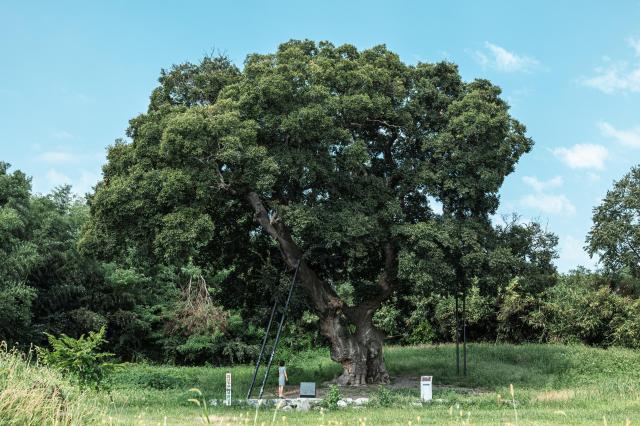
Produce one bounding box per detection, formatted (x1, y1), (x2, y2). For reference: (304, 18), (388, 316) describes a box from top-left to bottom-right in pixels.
(246, 191), (343, 315)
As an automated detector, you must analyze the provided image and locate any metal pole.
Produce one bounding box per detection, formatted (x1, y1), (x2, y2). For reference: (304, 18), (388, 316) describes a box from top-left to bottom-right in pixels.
(455, 291), (460, 375)
(247, 299), (278, 399)
(462, 287), (467, 376)
(258, 261), (300, 399)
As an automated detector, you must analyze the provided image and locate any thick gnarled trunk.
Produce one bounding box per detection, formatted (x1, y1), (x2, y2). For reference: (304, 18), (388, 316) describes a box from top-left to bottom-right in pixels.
(321, 310), (389, 385)
(246, 191), (393, 384)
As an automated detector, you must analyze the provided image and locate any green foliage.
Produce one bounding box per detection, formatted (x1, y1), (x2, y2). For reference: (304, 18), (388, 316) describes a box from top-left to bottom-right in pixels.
(529, 269), (640, 348)
(496, 277), (539, 342)
(37, 326), (117, 389)
(373, 385), (394, 407)
(588, 165), (640, 278)
(373, 300), (401, 336)
(433, 283), (494, 341)
(81, 40), (533, 365)
(322, 384), (342, 409)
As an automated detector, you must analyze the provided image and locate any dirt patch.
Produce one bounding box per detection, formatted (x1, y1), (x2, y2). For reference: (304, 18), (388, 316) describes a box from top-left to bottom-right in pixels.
(272, 375), (488, 399)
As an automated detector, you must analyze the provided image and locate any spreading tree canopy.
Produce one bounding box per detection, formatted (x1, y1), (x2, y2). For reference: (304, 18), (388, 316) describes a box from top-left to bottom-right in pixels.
(588, 165), (640, 278)
(83, 40), (532, 384)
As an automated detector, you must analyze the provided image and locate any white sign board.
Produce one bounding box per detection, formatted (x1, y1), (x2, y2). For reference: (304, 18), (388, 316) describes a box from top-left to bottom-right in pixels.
(420, 376), (432, 401)
(225, 373), (232, 406)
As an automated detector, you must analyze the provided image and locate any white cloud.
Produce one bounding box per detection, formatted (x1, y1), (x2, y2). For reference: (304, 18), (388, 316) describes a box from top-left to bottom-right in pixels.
(45, 169), (72, 187)
(598, 121), (640, 148)
(472, 42), (539, 72)
(520, 193), (576, 216)
(581, 64), (640, 93)
(558, 235), (598, 271)
(628, 37), (640, 57)
(77, 170), (99, 195)
(552, 144), (608, 170)
(37, 151), (81, 164)
(522, 175), (563, 192)
(581, 39), (640, 94)
(587, 172), (601, 182)
(36, 168), (99, 195)
(51, 130), (75, 140)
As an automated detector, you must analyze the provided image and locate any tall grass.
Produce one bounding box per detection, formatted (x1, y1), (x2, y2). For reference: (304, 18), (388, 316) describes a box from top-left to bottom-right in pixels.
(0, 343), (101, 425)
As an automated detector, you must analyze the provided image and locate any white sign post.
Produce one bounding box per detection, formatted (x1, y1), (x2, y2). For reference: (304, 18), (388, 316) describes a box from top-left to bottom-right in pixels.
(420, 376), (432, 401)
(225, 373), (232, 406)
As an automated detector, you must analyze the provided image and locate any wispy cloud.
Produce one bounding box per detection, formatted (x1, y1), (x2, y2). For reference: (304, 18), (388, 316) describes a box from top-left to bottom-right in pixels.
(51, 130), (75, 141)
(581, 38), (640, 94)
(37, 148), (102, 165)
(37, 151), (82, 164)
(519, 174), (575, 216)
(598, 121), (640, 148)
(522, 175), (564, 192)
(553, 144), (608, 170)
(629, 37), (640, 57)
(559, 235), (598, 271)
(45, 169), (72, 187)
(472, 42), (540, 72)
(520, 193), (576, 216)
(38, 168), (99, 195)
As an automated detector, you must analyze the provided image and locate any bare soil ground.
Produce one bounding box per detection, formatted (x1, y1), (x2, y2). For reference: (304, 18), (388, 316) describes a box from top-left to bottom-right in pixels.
(273, 374), (488, 399)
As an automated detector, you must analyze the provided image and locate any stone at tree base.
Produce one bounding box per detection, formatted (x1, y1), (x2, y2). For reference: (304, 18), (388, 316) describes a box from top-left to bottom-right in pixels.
(337, 400), (348, 408)
(281, 405), (292, 411)
(296, 400), (311, 412)
(354, 397), (369, 406)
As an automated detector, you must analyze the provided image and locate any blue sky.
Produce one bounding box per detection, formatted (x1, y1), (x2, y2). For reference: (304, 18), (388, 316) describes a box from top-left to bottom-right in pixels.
(1, 1), (640, 272)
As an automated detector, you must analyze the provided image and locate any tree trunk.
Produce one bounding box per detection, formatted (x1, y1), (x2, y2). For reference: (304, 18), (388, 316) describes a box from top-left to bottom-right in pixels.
(320, 309), (390, 385)
(246, 191), (393, 384)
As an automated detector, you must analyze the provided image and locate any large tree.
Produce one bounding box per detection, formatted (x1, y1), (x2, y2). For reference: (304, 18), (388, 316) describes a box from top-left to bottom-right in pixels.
(588, 165), (640, 278)
(83, 40), (532, 384)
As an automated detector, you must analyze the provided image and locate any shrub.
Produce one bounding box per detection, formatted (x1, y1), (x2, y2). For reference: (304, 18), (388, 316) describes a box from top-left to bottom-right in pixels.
(322, 384), (342, 409)
(528, 272), (630, 347)
(406, 320), (438, 345)
(434, 283), (495, 341)
(496, 277), (539, 342)
(373, 385), (393, 407)
(37, 326), (117, 389)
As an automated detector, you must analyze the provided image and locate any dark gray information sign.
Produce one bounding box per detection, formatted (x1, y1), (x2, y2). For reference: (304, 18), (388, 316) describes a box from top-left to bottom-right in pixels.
(299, 382), (316, 398)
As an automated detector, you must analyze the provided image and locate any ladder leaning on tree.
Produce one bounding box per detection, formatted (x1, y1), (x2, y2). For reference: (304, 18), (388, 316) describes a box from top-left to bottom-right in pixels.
(246, 260), (301, 399)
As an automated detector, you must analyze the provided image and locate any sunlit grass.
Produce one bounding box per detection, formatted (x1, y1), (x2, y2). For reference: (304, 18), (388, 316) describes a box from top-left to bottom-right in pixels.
(99, 343), (640, 425)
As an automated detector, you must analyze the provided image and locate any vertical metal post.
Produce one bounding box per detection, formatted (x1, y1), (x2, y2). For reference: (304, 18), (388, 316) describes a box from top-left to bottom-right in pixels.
(247, 299), (278, 399)
(462, 288), (467, 376)
(455, 292), (460, 375)
(258, 261), (300, 399)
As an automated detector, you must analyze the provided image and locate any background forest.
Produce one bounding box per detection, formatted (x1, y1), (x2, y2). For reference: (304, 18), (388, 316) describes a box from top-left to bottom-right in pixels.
(2, 152), (639, 366)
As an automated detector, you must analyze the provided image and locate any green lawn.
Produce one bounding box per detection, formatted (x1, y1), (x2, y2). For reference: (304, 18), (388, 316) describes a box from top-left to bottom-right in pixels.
(101, 343), (640, 425)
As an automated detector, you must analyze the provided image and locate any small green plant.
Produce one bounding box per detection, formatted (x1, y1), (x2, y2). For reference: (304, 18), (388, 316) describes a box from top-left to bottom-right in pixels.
(374, 385), (393, 407)
(322, 384), (342, 409)
(37, 326), (117, 389)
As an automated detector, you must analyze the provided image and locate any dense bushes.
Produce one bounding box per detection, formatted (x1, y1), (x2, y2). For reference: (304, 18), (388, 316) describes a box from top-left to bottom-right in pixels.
(379, 268), (640, 348)
(37, 327), (116, 389)
(530, 269), (640, 348)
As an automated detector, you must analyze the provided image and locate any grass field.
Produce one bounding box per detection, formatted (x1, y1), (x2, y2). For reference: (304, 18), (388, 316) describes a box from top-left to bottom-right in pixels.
(98, 343), (640, 425)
